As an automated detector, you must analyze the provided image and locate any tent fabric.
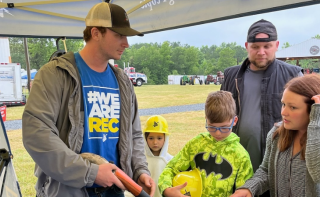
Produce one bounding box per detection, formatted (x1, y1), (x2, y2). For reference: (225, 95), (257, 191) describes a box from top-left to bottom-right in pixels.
(21, 71), (37, 79)
(0, 115), (22, 197)
(0, 0), (319, 38)
(276, 38), (320, 60)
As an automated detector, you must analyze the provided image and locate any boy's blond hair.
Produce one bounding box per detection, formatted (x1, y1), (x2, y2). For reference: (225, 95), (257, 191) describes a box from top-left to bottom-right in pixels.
(205, 91), (236, 123)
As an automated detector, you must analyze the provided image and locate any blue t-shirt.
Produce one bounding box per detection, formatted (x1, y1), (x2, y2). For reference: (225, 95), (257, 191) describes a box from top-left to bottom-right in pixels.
(75, 53), (120, 168)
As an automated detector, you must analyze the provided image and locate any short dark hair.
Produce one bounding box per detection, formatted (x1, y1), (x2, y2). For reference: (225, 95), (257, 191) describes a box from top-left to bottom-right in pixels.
(83, 26), (107, 42)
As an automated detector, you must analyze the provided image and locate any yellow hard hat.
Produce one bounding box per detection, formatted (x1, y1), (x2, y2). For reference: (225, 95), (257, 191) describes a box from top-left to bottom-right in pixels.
(143, 115), (169, 134)
(172, 168), (202, 197)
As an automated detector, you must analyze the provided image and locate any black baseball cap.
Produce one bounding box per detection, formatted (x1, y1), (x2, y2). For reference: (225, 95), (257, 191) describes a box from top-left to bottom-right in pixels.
(247, 19), (277, 42)
(85, 2), (144, 37)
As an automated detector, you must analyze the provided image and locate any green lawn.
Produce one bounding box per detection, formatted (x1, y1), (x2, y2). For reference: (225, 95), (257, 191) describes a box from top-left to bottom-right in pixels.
(5, 84), (221, 120)
(6, 106), (25, 121)
(135, 84), (220, 109)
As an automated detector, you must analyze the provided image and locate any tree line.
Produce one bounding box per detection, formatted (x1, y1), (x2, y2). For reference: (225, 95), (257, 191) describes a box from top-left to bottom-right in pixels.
(9, 38), (248, 85)
(9, 35), (320, 85)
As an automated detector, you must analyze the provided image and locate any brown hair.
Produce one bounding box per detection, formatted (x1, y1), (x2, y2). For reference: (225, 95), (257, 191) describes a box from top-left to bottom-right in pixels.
(83, 26), (107, 42)
(205, 91), (236, 123)
(273, 74), (320, 159)
(145, 132), (150, 139)
(144, 132), (165, 139)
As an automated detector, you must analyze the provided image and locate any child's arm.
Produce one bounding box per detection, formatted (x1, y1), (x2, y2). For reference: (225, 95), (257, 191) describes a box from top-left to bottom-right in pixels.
(158, 140), (193, 196)
(235, 154), (253, 188)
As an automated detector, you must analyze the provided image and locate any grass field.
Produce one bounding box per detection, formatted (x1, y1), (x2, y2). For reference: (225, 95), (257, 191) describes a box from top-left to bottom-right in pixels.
(6, 106), (25, 121)
(135, 84), (221, 109)
(5, 84), (220, 121)
(5, 84), (220, 197)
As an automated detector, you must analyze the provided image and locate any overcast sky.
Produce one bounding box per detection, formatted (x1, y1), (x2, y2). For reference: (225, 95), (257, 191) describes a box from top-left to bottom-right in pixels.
(128, 4), (320, 49)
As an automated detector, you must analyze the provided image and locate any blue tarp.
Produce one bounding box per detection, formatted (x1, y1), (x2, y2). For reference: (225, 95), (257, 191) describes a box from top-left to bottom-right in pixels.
(21, 72), (37, 79)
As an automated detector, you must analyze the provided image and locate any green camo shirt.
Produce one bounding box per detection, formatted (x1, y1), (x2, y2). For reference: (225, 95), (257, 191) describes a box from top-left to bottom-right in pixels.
(158, 132), (253, 197)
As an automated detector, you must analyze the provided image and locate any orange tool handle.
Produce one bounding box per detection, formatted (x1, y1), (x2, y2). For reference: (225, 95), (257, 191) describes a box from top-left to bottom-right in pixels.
(114, 169), (150, 197)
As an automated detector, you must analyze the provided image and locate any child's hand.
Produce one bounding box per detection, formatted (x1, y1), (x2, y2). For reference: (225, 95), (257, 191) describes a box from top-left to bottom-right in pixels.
(229, 189), (252, 197)
(163, 182), (189, 197)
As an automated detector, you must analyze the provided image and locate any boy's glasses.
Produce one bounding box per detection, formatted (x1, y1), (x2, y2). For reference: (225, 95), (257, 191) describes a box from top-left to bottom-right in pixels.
(205, 116), (236, 133)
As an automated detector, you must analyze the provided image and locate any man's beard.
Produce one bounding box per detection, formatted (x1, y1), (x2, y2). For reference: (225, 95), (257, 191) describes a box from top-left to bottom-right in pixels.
(250, 58), (274, 70)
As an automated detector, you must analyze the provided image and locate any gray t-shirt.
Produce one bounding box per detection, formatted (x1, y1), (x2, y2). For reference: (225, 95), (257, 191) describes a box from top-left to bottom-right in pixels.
(237, 66), (264, 172)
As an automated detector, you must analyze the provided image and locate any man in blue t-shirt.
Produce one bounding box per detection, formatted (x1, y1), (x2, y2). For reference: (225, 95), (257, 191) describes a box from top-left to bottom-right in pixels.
(22, 2), (155, 197)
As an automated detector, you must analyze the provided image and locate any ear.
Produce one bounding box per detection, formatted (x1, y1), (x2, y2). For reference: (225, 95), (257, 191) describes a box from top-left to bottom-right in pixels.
(245, 42), (249, 50)
(233, 116), (239, 126)
(91, 27), (100, 41)
(275, 40), (279, 49)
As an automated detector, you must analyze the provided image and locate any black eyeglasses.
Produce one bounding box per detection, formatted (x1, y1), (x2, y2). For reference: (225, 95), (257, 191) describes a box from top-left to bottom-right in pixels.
(205, 117), (235, 133)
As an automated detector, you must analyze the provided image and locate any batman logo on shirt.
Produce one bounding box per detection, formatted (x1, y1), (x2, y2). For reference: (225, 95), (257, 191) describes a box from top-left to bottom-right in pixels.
(194, 152), (233, 180)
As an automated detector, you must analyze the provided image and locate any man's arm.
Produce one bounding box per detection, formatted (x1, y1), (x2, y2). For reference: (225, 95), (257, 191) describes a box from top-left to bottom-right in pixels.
(130, 89), (156, 196)
(220, 67), (234, 91)
(130, 91), (150, 181)
(22, 64), (98, 188)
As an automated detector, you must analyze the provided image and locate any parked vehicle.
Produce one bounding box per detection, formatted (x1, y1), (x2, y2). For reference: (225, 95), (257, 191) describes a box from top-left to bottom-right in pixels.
(180, 75), (203, 85)
(303, 68), (320, 74)
(123, 66), (147, 86)
(0, 63), (26, 106)
(205, 71), (224, 85)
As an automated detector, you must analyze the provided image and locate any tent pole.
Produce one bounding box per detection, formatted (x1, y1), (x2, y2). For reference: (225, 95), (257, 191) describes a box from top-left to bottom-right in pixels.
(23, 38), (31, 92)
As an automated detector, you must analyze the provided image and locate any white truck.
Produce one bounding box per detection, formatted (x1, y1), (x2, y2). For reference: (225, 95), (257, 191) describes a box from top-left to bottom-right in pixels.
(123, 66), (147, 86)
(0, 63), (26, 106)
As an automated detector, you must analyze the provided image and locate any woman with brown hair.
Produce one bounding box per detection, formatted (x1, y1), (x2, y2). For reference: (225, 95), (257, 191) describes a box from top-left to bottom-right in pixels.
(231, 74), (320, 197)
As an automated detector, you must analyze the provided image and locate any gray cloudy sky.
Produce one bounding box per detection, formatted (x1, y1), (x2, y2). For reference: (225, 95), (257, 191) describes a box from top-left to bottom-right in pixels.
(128, 3), (320, 48)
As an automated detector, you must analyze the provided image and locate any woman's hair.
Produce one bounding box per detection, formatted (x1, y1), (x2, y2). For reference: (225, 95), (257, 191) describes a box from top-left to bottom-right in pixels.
(83, 26), (107, 42)
(273, 74), (320, 159)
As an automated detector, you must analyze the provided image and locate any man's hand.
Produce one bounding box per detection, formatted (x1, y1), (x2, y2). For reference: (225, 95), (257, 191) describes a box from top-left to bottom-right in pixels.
(163, 182), (189, 197)
(94, 163), (126, 190)
(137, 173), (156, 197)
(229, 189), (252, 197)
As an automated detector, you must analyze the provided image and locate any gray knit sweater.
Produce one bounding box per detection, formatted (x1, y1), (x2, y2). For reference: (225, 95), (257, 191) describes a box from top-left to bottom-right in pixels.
(239, 104), (320, 197)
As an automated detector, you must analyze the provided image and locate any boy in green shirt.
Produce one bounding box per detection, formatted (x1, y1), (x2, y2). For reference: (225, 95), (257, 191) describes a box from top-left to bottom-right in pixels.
(158, 91), (253, 197)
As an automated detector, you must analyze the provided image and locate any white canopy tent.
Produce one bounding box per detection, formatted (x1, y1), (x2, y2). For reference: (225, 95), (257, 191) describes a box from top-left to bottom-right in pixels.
(1, 1), (320, 196)
(1, 0), (320, 38)
(276, 38), (320, 60)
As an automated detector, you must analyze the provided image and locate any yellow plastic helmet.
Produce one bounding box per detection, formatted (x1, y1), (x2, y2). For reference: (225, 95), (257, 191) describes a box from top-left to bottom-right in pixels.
(143, 115), (169, 134)
(172, 168), (202, 197)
